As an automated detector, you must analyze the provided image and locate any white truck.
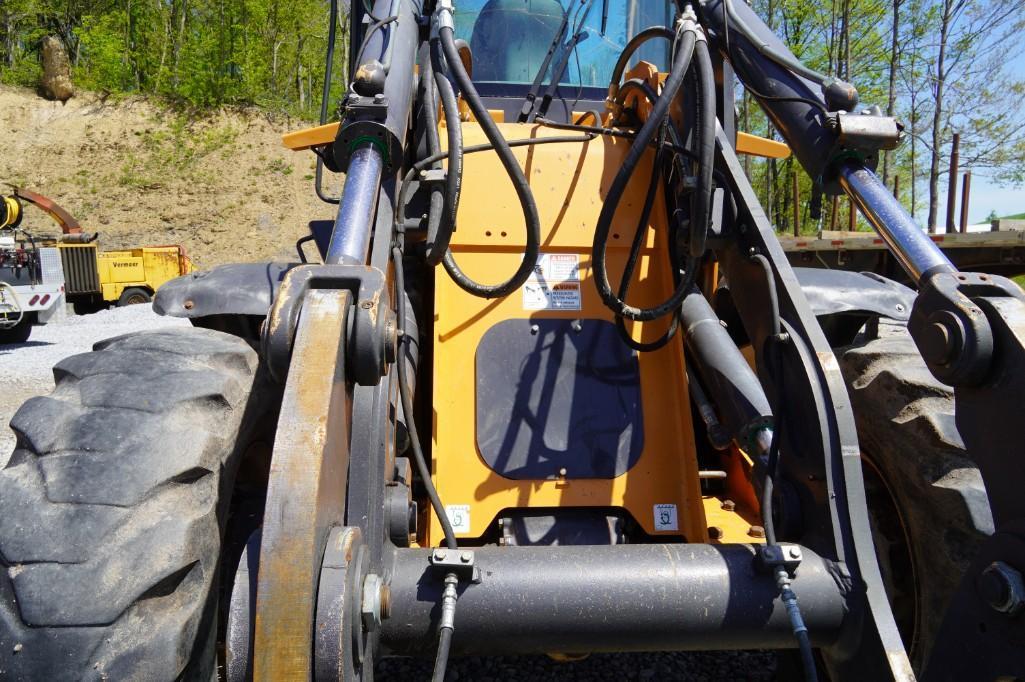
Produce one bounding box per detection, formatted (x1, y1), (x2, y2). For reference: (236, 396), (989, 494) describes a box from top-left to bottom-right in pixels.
(0, 228), (65, 344)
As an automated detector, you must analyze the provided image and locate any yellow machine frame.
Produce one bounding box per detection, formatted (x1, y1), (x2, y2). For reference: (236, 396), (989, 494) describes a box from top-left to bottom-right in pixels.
(425, 123), (762, 546)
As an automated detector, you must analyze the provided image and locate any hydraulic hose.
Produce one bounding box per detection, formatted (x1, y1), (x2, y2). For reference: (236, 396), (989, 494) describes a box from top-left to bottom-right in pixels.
(393, 239), (460, 682)
(424, 37), (462, 265)
(750, 251), (818, 682)
(394, 244), (458, 551)
(607, 26), (676, 101)
(592, 17), (697, 321)
(437, 23), (541, 299)
(690, 37), (715, 258)
(613, 122), (683, 352)
(314, 0), (342, 204)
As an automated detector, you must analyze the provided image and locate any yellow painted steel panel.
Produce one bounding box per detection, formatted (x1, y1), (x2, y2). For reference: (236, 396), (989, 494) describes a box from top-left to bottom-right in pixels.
(736, 131), (791, 159)
(429, 123), (711, 545)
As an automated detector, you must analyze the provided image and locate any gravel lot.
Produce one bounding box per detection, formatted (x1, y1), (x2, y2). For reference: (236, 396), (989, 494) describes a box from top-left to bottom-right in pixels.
(0, 305), (779, 680)
(0, 304), (188, 461)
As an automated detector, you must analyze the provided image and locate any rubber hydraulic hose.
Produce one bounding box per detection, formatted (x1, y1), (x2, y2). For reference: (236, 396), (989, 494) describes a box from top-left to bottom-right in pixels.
(420, 47), (445, 248)
(690, 37), (716, 258)
(607, 26), (676, 101)
(425, 37), (462, 266)
(593, 24), (697, 321)
(614, 123), (683, 352)
(439, 25), (541, 299)
(393, 245), (458, 551)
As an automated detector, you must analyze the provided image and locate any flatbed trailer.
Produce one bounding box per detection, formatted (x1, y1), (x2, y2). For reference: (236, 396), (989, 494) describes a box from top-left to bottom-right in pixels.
(780, 226), (1025, 280)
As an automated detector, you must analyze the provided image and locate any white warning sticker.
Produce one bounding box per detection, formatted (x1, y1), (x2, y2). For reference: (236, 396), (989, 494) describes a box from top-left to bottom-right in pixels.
(522, 253), (582, 311)
(445, 504), (471, 533)
(653, 504), (679, 531)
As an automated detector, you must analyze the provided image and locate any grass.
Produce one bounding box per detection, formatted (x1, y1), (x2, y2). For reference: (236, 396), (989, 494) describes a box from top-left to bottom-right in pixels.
(117, 115), (240, 189)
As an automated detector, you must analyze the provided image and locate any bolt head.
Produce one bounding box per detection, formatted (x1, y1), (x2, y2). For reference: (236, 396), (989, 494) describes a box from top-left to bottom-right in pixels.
(460, 551), (473, 563)
(435, 550), (447, 561)
(748, 525), (766, 539)
(361, 574), (383, 631)
(707, 526), (724, 540)
(720, 499), (736, 512)
(787, 546), (802, 560)
(979, 561), (1025, 616)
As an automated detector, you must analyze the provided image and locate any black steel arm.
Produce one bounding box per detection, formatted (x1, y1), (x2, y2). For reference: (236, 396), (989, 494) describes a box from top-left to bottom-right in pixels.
(698, 1), (1025, 677)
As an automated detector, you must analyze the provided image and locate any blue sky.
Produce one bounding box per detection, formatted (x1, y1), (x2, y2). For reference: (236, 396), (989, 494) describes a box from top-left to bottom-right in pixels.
(929, 50), (1025, 223)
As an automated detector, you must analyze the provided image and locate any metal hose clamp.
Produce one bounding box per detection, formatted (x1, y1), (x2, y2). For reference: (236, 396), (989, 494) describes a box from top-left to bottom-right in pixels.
(435, 0), (455, 32)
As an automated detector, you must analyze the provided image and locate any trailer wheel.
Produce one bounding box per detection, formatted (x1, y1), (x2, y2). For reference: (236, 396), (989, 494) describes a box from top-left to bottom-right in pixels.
(118, 287), (152, 307)
(838, 319), (993, 672)
(0, 317), (32, 344)
(0, 328), (277, 680)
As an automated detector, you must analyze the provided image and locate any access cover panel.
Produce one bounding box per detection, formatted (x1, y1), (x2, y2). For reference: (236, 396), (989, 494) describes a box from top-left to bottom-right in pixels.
(475, 318), (643, 479)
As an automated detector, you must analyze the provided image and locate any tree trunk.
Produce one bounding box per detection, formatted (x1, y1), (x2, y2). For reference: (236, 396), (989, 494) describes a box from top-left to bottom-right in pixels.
(927, 0), (953, 232)
(882, 0), (901, 183)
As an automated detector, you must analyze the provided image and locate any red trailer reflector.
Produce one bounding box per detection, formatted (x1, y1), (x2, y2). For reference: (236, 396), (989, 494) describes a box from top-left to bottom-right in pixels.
(28, 295), (39, 306)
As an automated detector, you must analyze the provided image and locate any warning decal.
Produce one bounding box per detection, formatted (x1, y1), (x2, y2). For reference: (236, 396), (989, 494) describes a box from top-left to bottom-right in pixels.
(522, 253), (582, 310)
(445, 504), (471, 533)
(653, 504), (679, 531)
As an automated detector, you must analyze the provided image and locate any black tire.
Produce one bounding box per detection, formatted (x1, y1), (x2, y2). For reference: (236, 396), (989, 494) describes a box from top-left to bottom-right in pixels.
(72, 297), (108, 316)
(118, 287), (152, 307)
(0, 327), (274, 680)
(838, 319), (993, 672)
(0, 318), (32, 344)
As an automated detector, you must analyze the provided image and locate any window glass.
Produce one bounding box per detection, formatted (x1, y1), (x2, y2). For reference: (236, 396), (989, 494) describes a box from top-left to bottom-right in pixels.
(452, 0), (673, 89)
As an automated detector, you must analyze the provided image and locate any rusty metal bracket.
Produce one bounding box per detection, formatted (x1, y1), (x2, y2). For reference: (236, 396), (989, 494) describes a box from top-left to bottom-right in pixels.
(314, 526), (369, 681)
(262, 264), (396, 385)
(253, 289), (355, 680)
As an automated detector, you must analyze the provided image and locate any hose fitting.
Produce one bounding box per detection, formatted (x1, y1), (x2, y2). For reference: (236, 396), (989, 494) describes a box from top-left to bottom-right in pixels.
(439, 572), (459, 631)
(434, 0), (455, 32)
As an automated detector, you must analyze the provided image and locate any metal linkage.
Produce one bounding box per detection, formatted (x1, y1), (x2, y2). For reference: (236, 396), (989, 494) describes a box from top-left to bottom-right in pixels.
(326, 144), (385, 265)
(837, 161), (955, 284)
(261, 264), (395, 385)
(379, 544), (850, 657)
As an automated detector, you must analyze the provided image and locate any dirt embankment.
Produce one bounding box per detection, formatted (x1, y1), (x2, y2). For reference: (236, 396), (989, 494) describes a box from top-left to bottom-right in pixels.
(0, 85), (341, 267)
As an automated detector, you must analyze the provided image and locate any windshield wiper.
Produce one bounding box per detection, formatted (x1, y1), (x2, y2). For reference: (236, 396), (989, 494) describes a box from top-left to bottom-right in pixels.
(530, 30), (590, 122)
(517, 4), (576, 123)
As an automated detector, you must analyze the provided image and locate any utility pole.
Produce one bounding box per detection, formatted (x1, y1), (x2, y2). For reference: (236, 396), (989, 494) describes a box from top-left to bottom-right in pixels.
(945, 132), (960, 233)
(792, 172), (800, 236)
(959, 170), (972, 233)
(893, 174), (900, 200)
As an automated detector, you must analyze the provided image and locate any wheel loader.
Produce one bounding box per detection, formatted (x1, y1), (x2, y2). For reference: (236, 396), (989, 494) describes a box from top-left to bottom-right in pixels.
(2, 1), (1023, 680)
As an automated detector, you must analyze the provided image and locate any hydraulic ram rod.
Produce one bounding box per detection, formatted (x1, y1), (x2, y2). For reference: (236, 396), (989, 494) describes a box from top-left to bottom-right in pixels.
(699, 0), (957, 286)
(380, 543), (849, 656)
(837, 161), (955, 283)
(325, 143), (384, 265)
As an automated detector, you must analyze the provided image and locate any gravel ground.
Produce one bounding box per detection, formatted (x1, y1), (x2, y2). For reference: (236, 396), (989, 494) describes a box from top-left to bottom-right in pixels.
(0, 304), (781, 680)
(0, 304), (188, 461)
(376, 651), (779, 681)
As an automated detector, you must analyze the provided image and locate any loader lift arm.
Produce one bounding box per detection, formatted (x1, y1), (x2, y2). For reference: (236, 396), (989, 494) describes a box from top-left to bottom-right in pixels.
(699, 0), (1025, 678)
(233, 1), (1021, 680)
